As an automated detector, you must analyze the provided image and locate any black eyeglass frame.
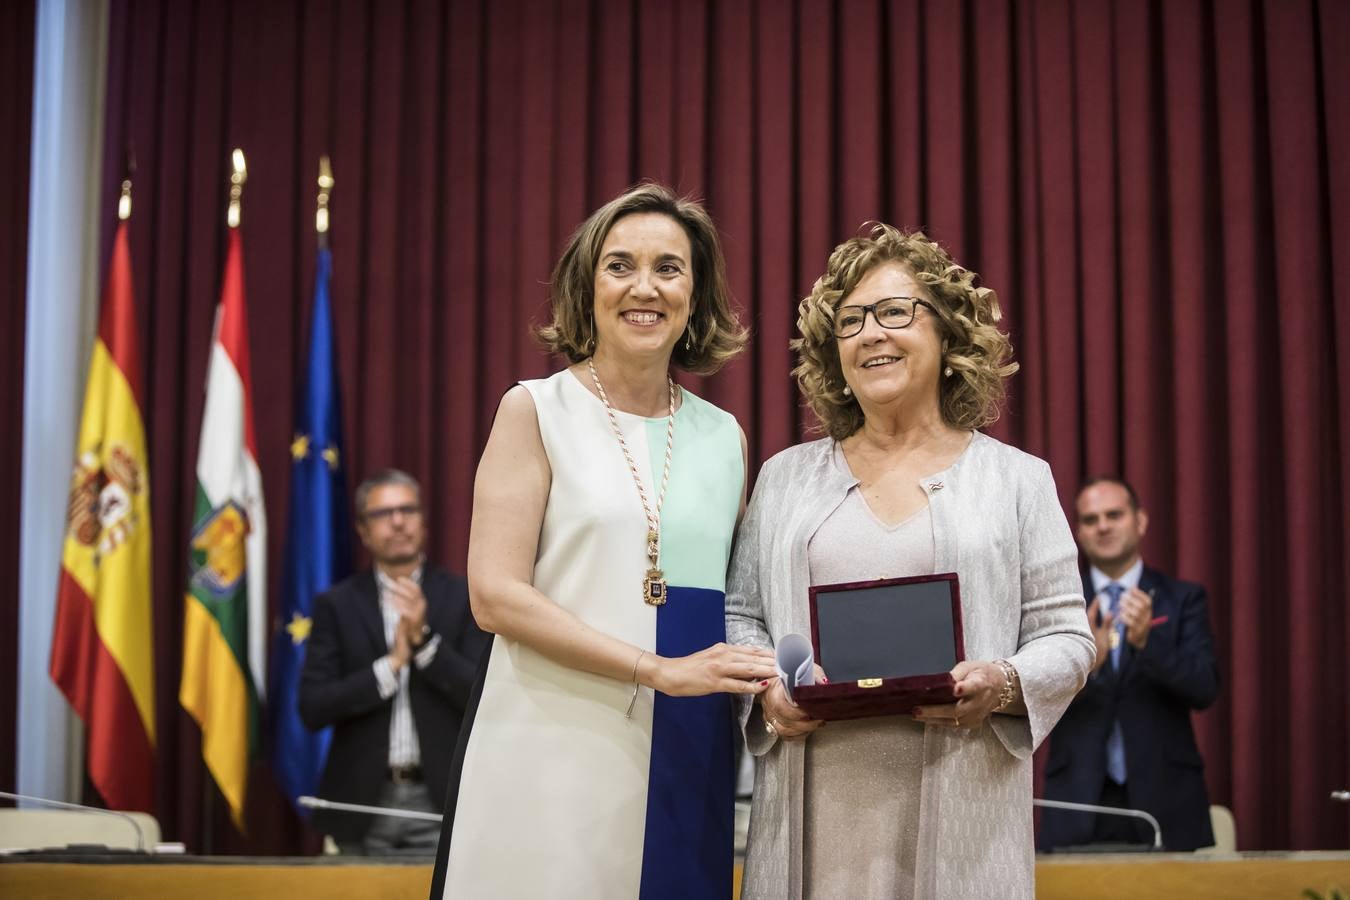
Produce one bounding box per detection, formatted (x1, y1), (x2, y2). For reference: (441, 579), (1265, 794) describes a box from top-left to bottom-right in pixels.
(363, 503), (422, 522)
(832, 296), (936, 339)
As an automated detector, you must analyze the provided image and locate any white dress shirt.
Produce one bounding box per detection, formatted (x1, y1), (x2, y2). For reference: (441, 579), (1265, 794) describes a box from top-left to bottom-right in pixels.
(1089, 557), (1144, 599)
(369, 564), (441, 768)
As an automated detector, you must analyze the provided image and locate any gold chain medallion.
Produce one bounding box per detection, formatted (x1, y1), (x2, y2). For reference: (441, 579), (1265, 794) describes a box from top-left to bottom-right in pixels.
(589, 360), (675, 606)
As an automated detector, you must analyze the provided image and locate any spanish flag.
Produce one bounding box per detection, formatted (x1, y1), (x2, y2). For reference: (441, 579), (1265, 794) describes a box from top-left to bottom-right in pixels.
(49, 218), (156, 812)
(179, 227), (267, 830)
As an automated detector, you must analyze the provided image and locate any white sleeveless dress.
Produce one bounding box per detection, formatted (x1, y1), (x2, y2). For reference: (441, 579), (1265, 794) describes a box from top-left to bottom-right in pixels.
(437, 369), (744, 899)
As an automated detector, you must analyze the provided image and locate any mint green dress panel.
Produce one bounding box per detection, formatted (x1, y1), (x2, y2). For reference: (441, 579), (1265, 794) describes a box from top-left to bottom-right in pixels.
(643, 389), (743, 592)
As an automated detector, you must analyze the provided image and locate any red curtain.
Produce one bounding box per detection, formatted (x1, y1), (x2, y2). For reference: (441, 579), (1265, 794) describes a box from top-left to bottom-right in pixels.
(0, 0), (37, 798)
(83, 0), (1349, 852)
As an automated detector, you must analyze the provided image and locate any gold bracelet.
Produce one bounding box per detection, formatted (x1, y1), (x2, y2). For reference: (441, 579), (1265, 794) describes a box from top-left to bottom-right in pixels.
(624, 650), (647, 719)
(992, 658), (1019, 713)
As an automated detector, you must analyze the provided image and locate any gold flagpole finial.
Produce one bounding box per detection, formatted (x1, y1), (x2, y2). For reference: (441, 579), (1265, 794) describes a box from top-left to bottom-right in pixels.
(118, 151), (136, 221)
(118, 177), (133, 221)
(316, 154), (334, 241)
(227, 148), (248, 228)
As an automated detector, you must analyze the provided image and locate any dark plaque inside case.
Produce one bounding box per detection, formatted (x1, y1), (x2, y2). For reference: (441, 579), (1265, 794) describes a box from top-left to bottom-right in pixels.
(793, 572), (965, 722)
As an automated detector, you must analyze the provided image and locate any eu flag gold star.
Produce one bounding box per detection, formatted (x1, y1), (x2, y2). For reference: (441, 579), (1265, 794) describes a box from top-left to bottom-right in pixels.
(290, 434), (311, 460)
(322, 445), (340, 470)
(286, 612), (312, 646)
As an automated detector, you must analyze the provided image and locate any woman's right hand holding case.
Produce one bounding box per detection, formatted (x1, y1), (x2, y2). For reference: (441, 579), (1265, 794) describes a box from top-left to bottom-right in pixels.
(758, 669), (827, 739)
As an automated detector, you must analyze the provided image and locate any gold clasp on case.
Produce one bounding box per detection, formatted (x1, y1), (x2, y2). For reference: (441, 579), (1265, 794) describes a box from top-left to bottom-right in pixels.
(857, 678), (883, 688)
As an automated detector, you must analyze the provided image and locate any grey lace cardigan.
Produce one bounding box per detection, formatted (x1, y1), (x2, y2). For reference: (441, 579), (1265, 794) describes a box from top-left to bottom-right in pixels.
(726, 432), (1094, 900)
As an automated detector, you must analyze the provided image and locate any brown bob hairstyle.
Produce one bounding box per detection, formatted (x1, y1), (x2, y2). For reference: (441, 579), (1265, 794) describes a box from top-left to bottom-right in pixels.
(537, 182), (748, 375)
(793, 223), (1019, 440)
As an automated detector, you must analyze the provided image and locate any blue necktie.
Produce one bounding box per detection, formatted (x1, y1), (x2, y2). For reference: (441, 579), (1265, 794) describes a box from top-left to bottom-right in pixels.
(1105, 583), (1126, 671)
(1103, 583), (1128, 784)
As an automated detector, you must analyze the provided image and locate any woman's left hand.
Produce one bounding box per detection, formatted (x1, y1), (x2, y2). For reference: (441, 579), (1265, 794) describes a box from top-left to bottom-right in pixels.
(911, 660), (1005, 729)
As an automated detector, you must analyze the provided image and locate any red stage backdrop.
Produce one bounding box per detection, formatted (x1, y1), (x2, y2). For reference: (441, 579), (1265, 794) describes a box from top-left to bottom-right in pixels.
(34, 0), (1343, 853)
(0, 0), (37, 799)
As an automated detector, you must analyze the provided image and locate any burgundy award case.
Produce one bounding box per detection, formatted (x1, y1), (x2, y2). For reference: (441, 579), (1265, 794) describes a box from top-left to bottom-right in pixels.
(792, 572), (966, 721)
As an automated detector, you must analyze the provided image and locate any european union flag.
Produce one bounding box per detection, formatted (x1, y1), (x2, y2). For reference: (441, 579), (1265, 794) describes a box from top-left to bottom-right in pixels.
(271, 246), (351, 811)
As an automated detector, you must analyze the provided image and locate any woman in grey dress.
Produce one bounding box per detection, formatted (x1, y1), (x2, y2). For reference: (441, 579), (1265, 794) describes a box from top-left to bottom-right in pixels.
(726, 225), (1095, 900)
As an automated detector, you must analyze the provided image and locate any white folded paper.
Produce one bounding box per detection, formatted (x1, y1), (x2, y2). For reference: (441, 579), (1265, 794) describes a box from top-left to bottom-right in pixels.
(774, 633), (816, 704)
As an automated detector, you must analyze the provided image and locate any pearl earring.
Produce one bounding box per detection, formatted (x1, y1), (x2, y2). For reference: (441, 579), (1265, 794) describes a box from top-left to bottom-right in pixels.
(842, 385), (852, 397)
(944, 365), (953, 378)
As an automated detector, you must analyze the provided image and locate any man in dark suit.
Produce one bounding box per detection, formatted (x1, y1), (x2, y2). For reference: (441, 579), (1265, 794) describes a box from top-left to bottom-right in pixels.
(1039, 476), (1219, 852)
(300, 469), (487, 855)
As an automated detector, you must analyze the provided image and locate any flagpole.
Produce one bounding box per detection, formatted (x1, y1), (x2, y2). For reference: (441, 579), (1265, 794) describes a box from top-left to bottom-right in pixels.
(206, 146), (246, 849)
(50, 143), (157, 816)
(273, 153), (348, 825)
(201, 775), (215, 854)
(193, 147), (255, 852)
(200, 147), (245, 852)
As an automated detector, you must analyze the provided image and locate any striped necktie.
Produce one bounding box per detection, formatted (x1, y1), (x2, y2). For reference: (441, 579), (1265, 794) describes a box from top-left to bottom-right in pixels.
(1103, 582), (1127, 783)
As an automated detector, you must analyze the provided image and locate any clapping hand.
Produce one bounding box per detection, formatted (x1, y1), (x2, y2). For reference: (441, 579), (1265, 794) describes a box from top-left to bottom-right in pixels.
(1117, 586), (1154, 649)
(387, 577), (428, 631)
(1085, 596), (1114, 673)
(387, 576), (428, 649)
(389, 619), (413, 670)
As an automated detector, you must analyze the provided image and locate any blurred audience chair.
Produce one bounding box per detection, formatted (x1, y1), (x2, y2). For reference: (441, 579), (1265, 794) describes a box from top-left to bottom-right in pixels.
(0, 808), (160, 852)
(1196, 804), (1237, 854)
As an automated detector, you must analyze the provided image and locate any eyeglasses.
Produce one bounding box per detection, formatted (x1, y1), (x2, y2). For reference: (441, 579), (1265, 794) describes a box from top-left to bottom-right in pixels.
(832, 296), (933, 339)
(364, 503), (421, 522)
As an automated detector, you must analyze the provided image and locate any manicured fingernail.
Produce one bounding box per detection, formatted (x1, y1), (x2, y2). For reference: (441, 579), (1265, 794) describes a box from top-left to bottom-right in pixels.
(821, 676), (830, 684)
(760, 680), (769, 686)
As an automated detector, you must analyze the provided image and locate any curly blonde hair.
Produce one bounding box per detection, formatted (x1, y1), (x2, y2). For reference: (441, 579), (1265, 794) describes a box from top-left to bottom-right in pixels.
(537, 183), (748, 375)
(793, 224), (1018, 440)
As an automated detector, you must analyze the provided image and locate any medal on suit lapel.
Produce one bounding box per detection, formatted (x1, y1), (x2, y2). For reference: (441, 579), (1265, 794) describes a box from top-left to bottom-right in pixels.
(589, 359), (675, 607)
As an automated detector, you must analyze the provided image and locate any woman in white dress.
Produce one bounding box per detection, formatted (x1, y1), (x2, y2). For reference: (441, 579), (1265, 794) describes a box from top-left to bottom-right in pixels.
(430, 183), (776, 899)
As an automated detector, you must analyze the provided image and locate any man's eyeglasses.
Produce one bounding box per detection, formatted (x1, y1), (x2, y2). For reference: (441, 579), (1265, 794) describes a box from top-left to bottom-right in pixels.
(364, 503), (421, 522)
(832, 296), (934, 339)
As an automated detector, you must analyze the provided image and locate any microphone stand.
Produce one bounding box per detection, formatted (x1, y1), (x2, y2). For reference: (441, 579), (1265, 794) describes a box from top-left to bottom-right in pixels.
(1033, 797), (1163, 850)
(298, 795), (443, 823)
